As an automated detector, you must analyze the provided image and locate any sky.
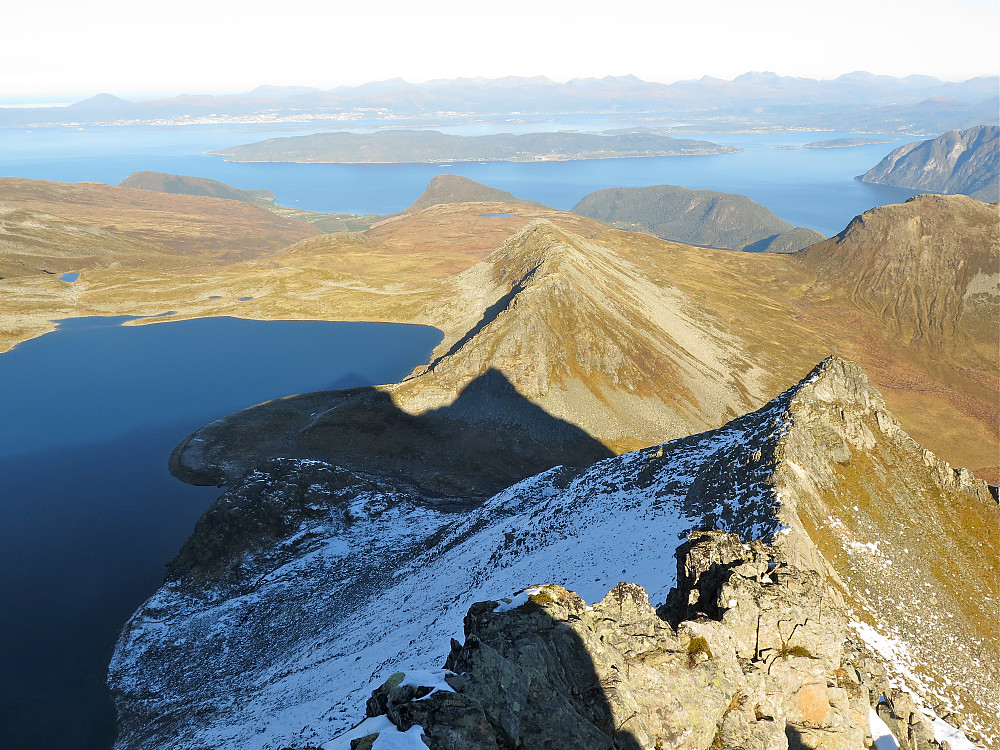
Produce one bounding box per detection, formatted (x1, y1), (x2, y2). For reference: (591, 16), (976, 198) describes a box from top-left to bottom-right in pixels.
(2, 0), (997, 102)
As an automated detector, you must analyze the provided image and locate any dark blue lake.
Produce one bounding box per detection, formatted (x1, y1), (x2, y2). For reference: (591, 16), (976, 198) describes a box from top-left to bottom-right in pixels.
(0, 117), (924, 749)
(0, 316), (441, 750)
(0, 123), (921, 236)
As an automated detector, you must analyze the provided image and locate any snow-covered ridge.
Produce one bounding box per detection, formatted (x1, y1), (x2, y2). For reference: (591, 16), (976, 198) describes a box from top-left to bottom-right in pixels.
(107, 357), (998, 749)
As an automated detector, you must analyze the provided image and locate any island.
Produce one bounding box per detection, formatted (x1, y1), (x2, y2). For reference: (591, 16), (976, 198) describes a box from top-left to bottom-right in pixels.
(802, 137), (894, 148)
(211, 129), (742, 163)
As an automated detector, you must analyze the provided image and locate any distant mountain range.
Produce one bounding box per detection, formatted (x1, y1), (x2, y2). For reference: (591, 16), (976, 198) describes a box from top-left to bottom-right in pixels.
(2, 73), (997, 133)
(858, 125), (999, 201)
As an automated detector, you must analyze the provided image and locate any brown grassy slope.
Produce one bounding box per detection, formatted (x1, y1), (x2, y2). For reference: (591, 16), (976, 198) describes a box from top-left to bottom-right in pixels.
(794, 195), (999, 481)
(1, 182), (994, 483)
(0, 197), (601, 354)
(280, 200), (608, 279)
(171, 198), (998, 488)
(0, 177), (322, 351)
(402, 174), (544, 213)
(0, 204), (157, 279)
(0, 177), (320, 267)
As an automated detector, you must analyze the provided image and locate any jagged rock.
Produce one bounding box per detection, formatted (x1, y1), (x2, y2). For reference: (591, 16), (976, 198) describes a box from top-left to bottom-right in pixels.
(877, 689), (945, 750)
(349, 532), (871, 750)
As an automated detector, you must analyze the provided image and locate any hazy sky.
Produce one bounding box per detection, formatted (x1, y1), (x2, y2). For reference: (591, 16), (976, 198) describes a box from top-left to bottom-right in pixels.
(4, 0), (997, 101)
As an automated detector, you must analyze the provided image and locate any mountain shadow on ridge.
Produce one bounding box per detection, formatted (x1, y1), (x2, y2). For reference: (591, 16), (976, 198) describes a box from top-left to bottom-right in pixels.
(170, 368), (614, 500)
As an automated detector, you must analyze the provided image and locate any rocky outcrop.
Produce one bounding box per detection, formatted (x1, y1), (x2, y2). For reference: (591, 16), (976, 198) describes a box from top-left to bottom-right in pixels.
(857, 126), (999, 201)
(572, 184), (824, 252)
(339, 531), (942, 750)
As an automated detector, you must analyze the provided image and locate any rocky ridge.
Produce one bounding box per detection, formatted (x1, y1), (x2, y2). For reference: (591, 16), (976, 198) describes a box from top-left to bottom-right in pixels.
(340, 533), (940, 750)
(109, 358), (998, 749)
(169, 219), (776, 493)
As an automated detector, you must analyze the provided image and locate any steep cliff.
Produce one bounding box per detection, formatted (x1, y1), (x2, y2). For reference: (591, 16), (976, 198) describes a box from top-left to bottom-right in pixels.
(109, 358), (998, 750)
(857, 126), (999, 201)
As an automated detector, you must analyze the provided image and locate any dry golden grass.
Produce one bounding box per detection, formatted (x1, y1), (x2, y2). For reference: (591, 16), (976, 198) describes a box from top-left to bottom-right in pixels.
(1, 183), (995, 480)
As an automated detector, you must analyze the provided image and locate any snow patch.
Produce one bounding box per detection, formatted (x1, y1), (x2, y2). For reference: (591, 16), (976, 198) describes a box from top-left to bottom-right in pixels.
(494, 586), (543, 612)
(870, 706), (900, 750)
(398, 669), (456, 699)
(322, 716), (427, 750)
(926, 714), (986, 750)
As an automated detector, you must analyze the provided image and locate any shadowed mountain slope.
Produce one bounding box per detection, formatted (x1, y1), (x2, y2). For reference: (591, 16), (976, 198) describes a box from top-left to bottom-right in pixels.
(112, 358), (999, 750)
(572, 184), (825, 252)
(171, 369), (613, 498)
(858, 125), (999, 201)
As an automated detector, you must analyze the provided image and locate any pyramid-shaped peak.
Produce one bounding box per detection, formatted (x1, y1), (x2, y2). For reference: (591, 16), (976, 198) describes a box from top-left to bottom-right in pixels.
(403, 174), (528, 213)
(485, 219), (609, 282)
(790, 356), (882, 406)
(68, 93), (131, 108)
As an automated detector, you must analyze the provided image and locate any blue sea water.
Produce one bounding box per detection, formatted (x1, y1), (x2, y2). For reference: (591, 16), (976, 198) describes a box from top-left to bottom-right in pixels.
(0, 122), (921, 236)
(0, 316), (441, 750)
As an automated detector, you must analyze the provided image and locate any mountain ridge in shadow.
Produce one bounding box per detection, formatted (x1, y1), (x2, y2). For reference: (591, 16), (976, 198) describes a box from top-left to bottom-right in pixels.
(170, 368), (613, 499)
